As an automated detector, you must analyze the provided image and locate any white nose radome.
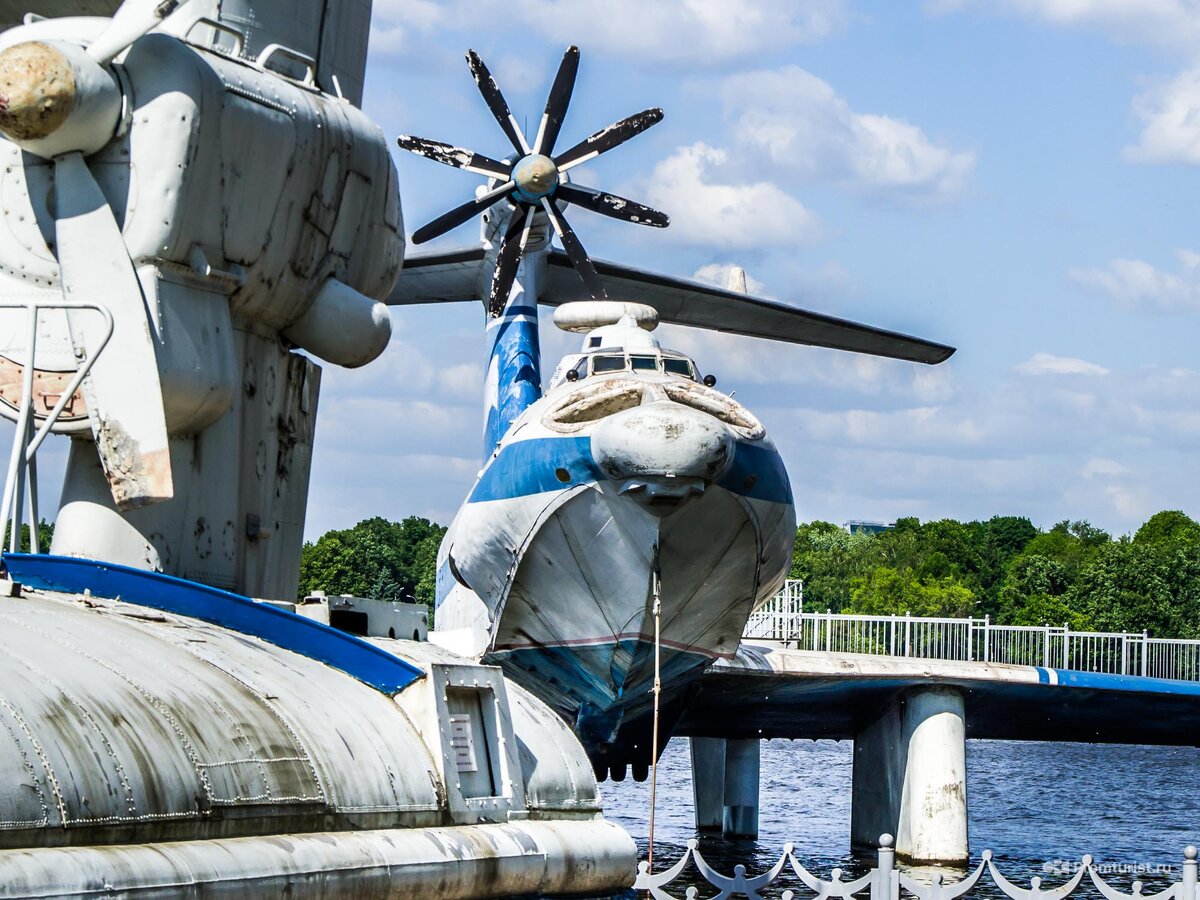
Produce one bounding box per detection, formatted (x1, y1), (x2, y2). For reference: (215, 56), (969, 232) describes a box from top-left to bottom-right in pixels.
(590, 401), (734, 482)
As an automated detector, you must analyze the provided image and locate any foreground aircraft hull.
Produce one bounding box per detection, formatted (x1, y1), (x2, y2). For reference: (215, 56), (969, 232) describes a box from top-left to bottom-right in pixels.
(437, 416), (796, 774)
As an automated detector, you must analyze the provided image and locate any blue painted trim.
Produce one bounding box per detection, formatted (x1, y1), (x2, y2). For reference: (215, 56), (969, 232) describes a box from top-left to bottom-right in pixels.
(1043, 667), (1200, 695)
(719, 440), (793, 505)
(1, 554), (424, 695)
(469, 434), (792, 505)
(483, 299), (542, 460)
(470, 436), (603, 502)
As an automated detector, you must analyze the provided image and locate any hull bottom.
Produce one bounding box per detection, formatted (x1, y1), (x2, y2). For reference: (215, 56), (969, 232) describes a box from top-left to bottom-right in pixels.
(489, 639), (715, 777)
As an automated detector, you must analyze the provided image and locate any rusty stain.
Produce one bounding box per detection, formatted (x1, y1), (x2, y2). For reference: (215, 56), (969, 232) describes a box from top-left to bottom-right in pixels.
(96, 419), (172, 510)
(0, 355), (87, 421)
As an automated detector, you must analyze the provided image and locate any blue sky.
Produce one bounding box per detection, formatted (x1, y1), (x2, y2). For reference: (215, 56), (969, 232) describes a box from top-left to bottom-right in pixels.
(10, 2), (1194, 541)
(305, 0), (1200, 540)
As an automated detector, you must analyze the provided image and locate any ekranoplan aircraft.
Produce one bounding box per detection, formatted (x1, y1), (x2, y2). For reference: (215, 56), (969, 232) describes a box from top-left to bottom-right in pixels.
(0, 0), (957, 891)
(387, 48), (955, 780)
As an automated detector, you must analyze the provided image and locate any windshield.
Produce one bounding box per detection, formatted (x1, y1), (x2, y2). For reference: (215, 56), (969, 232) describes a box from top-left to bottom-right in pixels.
(592, 355), (626, 373)
(663, 358), (693, 378)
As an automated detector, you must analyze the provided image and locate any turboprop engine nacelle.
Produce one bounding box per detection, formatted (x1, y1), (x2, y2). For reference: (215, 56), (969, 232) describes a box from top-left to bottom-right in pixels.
(0, 13), (404, 598)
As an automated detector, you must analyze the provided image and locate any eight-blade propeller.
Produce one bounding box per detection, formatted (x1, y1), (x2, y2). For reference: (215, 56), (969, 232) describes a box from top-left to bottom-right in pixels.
(397, 46), (669, 316)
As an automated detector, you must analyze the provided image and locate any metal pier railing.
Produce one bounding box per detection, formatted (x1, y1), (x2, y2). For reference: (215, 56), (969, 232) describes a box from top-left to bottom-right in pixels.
(1, 300), (112, 554)
(745, 580), (1200, 682)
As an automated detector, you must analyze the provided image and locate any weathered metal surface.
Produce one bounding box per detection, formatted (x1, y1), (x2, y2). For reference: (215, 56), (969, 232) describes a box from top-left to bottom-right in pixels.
(437, 310), (795, 771)
(0, 12), (404, 596)
(0, 584), (615, 851)
(0, 41), (74, 141)
(0, 356), (87, 423)
(0, 819), (637, 899)
(2, 553), (425, 693)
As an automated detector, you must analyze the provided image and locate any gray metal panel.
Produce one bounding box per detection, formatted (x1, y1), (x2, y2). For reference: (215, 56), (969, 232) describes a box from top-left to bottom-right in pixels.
(543, 251), (956, 365)
(0, 588), (442, 848)
(387, 247), (488, 304)
(318, 0), (371, 107)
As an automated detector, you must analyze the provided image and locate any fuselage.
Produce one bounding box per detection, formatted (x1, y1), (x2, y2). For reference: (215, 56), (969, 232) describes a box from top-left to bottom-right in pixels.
(436, 305), (796, 776)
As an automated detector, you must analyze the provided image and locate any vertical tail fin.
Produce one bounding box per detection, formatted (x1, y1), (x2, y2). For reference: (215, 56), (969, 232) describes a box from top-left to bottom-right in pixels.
(482, 262), (542, 460)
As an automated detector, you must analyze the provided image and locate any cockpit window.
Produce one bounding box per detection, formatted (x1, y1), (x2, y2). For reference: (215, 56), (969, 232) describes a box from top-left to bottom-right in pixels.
(630, 355), (657, 371)
(592, 355), (626, 373)
(663, 358), (693, 378)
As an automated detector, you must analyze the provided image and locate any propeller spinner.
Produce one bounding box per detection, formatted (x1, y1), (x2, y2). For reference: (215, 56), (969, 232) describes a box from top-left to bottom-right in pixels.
(397, 46), (670, 316)
(0, 0), (194, 509)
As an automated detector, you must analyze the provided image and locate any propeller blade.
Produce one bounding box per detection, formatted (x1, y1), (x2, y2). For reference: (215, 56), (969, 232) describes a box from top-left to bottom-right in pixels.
(466, 50), (531, 156)
(87, 0), (189, 64)
(534, 45), (579, 156)
(54, 151), (172, 510)
(554, 107), (664, 172)
(488, 207), (534, 317)
(557, 183), (669, 228)
(412, 181), (516, 245)
(540, 198), (605, 301)
(396, 135), (511, 180)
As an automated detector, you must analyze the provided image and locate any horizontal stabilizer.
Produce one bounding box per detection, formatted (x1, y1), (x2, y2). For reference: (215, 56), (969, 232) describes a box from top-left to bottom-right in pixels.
(544, 252), (954, 364)
(388, 247), (955, 364)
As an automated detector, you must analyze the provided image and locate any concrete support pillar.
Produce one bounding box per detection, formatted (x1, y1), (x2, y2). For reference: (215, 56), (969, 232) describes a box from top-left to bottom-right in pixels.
(851, 687), (968, 864)
(722, 738), (760, 839)
(690, 737), (726, 831)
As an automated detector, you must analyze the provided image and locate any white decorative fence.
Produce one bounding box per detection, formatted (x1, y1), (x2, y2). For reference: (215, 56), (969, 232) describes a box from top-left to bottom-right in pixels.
(744, 581), (1200, 682)
(635, 835), (1200, 900)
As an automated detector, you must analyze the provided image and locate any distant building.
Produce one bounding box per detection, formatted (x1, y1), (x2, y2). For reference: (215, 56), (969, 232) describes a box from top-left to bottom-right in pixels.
(844, 520), (894, 536)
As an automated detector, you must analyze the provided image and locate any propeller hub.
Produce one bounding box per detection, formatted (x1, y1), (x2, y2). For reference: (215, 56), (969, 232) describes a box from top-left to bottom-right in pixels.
(0, 42), (76, 142)
(0, 40), (120, 158)
(512, 153), (559, 202)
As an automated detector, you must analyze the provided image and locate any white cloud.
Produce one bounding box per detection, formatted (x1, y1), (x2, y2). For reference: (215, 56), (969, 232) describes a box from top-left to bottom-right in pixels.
(370, 0), (849, 64)
(1126, 68), (1200, 164)
(929, 1), (1200, 165)
(1082, 457), (1127, 479)
(927, 0), (1200, 54)
(1070, 250), (1200, 312)
(719, 66), (976, 202)
(641, 142), (821, 248)
(1015, 352), (1111, 376)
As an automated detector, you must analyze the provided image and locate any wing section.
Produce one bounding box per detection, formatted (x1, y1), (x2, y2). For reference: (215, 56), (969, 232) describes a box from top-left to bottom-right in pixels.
(388, 247), (488, 304)
(543, 251), (955, 364)
(388, 246), (955, 365)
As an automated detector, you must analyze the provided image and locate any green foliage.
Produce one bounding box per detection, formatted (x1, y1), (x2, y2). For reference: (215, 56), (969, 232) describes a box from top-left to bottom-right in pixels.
(1, 519), (54, 554)
(790, 511), (1200, 638)
(298, 516), (446, 611)
(847, 566), (976, 617)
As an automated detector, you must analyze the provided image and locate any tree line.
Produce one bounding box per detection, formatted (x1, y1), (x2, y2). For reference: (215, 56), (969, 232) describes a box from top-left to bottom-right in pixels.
(792, 511), (1200, 638)
(298, 510), (1200, 638)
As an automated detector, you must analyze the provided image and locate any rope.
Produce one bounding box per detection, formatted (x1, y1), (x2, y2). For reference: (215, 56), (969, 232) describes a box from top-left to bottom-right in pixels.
(647, 547), (663, 874)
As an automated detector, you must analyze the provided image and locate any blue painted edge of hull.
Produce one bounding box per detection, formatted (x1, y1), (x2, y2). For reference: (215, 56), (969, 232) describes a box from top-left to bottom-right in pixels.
(468, 434), (792, 505)
(1, 553), (424, 695)
(1035, 666), (1200, 695)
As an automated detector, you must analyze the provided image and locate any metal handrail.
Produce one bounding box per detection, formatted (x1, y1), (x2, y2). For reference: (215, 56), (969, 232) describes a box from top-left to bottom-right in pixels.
(745, 580), (1200, 682)
(0, 301), (113, 555)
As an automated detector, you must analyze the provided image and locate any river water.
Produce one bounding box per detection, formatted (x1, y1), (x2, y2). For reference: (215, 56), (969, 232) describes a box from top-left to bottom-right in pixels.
(599, 738), (1200, 898)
